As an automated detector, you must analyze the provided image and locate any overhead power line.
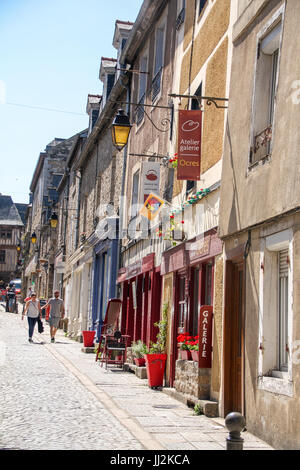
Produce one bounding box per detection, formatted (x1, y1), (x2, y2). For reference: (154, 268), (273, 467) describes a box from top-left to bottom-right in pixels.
(5, 101), (86, 116)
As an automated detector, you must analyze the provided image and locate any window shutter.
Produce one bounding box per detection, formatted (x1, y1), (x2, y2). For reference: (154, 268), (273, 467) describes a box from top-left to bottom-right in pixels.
(279, 249), (289, 278)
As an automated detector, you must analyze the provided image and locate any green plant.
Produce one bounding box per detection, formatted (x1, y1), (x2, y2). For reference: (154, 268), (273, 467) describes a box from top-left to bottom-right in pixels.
(131, 340), (148, 358)
(194, 403), (204, 415)
(147, 302), (169, 354)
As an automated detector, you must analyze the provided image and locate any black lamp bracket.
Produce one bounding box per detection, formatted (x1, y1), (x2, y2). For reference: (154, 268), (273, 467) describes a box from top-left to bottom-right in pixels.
(109, 99), (174, 134)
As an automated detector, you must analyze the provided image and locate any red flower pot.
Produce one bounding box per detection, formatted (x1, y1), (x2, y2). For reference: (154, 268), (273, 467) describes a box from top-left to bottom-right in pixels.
(191, 350), (199, 362)
(134, 357), (146, 367)
(144, 354), (167, 388)
(180, 349), (192, 360)
(82, 330), (95, 347)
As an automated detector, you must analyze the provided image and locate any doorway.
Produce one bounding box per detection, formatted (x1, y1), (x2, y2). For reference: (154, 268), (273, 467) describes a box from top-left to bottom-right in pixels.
(223, 259), (244, 415)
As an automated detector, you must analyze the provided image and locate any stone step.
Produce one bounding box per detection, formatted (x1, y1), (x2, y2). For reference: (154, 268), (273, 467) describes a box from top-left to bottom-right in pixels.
(162, 387), (219, 418)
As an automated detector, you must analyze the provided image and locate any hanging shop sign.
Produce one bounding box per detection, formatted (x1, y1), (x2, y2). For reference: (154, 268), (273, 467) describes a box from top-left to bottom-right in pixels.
(198, 305), (213, 368)
(177, 110), (202, 181)
(141, 162), (160, 202)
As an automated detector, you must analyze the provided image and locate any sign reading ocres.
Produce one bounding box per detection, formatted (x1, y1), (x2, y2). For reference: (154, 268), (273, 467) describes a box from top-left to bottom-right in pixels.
(177, 110), (202, 181)
(198, 305), (213, 368)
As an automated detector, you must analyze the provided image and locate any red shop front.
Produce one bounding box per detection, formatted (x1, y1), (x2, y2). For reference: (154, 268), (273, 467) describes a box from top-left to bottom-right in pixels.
(117, 253), (162, 348)
(161, 229), (222, 387)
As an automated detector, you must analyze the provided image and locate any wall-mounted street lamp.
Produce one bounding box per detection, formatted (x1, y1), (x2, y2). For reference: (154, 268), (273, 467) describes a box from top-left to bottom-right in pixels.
(49, 211), (58, 229)
(31, 231), (37, 244)
(111, 109), (132, 151)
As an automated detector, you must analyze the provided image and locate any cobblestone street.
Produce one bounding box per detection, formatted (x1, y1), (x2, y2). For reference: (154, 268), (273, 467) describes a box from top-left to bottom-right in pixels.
(0, 305), (274, 451)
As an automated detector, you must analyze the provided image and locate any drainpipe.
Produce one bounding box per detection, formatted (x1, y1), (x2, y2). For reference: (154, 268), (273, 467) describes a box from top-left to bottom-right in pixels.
(243, 230), (251, 418)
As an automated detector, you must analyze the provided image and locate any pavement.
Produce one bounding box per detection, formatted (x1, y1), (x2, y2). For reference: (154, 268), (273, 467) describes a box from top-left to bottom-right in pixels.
(0, 303), (274, 451)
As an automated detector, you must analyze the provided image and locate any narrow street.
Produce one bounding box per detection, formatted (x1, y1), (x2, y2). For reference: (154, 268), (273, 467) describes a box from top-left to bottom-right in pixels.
(0, 305), (273, 451)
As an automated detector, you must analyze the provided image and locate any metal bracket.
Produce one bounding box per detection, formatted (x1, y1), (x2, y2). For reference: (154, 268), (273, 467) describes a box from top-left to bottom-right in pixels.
(109, 99), (174, 134)
(169, 93), (228, 109)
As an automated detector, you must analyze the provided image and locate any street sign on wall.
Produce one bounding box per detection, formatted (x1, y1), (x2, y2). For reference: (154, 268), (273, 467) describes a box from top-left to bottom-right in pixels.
(177, 110), (202, 181)
(198, 305), (213, 368)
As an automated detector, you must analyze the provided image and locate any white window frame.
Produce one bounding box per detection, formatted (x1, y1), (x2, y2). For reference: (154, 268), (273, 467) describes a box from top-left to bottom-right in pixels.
(249, 6), (285, 168)
(151, 18), (166, 103)
(136, 52), (148, 127)
(258, 228), (294, 397)
(130, 168), (141, 219)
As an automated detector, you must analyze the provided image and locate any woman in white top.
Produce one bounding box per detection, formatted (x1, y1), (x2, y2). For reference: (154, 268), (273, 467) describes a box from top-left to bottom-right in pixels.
(22, 292), (42, 343)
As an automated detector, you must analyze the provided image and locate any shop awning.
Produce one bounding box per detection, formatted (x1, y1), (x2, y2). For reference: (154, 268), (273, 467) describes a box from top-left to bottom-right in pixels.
(25, 258), (37, 277)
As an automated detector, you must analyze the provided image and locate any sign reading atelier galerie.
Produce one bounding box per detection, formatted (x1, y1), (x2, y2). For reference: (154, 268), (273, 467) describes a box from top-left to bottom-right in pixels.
(177, 110), (202, 180)
(198, 305), (213, 368)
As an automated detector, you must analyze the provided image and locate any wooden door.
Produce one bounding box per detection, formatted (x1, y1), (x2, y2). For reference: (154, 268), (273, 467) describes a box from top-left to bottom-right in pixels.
(224, 260), (244, 415)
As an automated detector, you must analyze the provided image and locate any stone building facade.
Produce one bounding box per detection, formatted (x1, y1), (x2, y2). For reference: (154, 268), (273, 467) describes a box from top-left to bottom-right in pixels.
(218, 0), (300, 449)
(24, 136), (76, 299)
(157, 0), (235, 413)
(116, 0), (178, 351)
(59, 20), (133, 341)
(0, 195), (24, 285)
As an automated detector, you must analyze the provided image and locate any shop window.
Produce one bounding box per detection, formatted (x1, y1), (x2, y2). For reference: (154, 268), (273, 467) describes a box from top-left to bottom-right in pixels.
(191, 262), (214, 336)
(178, 276), (186, 332)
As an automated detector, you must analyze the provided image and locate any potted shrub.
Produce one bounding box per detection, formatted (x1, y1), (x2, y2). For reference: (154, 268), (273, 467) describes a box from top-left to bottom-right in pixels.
(131, 340), (148, 367)
(144, 303), (168, 388)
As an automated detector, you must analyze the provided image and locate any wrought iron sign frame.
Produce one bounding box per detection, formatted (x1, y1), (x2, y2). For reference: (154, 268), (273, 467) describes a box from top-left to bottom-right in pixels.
(169, 93), (229, 109)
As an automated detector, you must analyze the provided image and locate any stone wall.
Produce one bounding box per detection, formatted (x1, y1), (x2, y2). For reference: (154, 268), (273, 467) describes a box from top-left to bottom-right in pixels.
(174, 360), (211, 399)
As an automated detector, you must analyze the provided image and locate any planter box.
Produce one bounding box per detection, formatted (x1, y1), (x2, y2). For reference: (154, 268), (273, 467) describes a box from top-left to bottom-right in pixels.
(180, 350), (192, 360)
(134, 357), (146, 367)
(191, 350), (199, 362)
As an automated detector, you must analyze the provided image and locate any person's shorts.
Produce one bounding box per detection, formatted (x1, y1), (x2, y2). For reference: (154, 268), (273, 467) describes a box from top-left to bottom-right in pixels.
(49, 316), (60, 328)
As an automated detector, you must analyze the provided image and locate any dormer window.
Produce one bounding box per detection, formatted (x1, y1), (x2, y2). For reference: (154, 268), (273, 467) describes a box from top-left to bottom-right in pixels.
(92, 109), (99, 128)
(86, 94), (101, 135)
(106, 73), (115, 100)
(99, 58), (117, 107)
(112, 20), (133, 80)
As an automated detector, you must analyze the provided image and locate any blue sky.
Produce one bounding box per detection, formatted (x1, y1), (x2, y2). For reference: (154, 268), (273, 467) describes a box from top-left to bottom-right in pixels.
(0, 0), (142, 203)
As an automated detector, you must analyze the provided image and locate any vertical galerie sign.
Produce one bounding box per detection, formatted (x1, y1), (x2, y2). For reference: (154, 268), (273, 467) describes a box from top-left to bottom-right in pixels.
(198, 305), (213, 368)
(177, 110), (202, 180)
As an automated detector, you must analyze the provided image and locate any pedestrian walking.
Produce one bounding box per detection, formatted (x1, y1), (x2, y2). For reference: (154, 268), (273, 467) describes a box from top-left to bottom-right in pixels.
(41, 290), (65, 343)
(22, 292), (42, 343)
(7, 284), (16, 312)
